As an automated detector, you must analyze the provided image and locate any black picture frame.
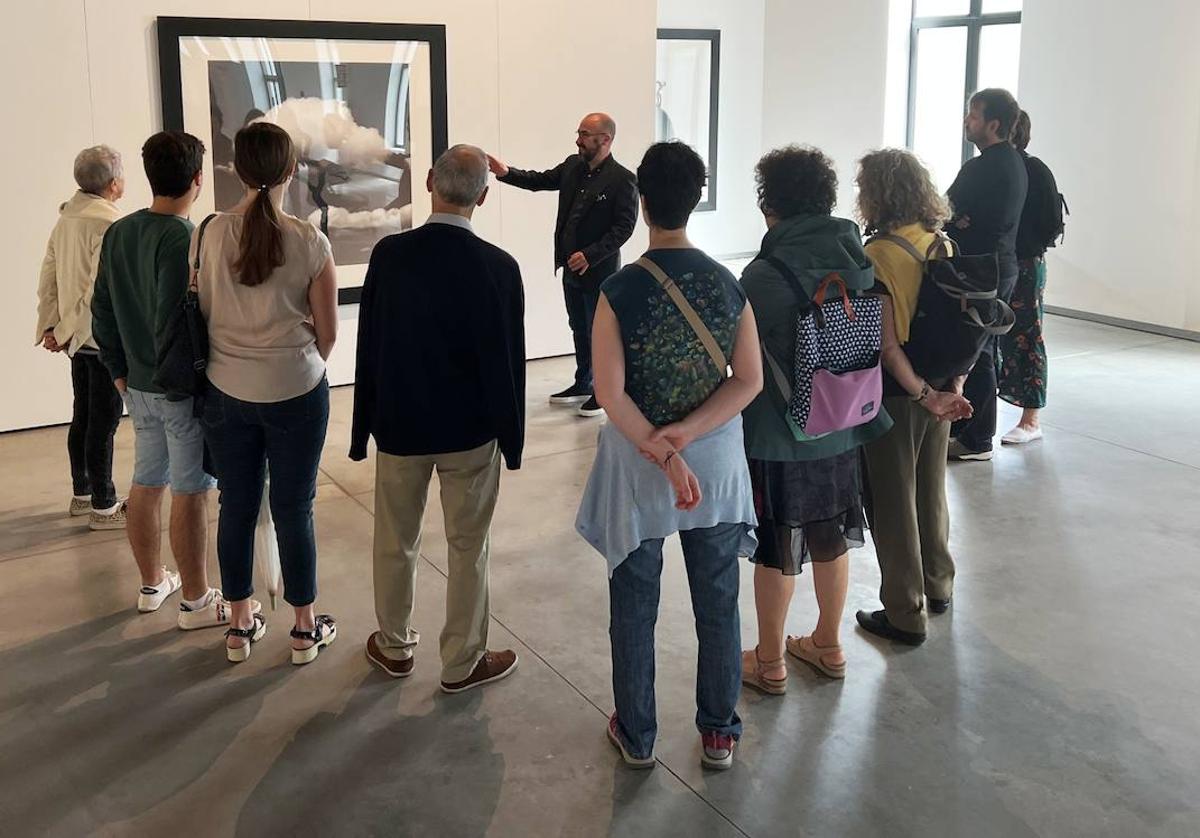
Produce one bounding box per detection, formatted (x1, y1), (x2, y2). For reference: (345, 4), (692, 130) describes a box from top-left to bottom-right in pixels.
(656, 28), (720, 212)
(157, 16), (449, 305)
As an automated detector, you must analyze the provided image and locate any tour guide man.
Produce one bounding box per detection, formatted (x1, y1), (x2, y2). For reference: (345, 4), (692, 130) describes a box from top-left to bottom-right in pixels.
(488, 112), (638, 418)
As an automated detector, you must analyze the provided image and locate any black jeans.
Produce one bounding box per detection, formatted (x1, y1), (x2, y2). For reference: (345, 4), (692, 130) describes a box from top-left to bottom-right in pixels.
(562, 275), (601, 390)
(68, 352), (122, 509)
(202, 378), (329, 607)
(952, 271), (1019, 452)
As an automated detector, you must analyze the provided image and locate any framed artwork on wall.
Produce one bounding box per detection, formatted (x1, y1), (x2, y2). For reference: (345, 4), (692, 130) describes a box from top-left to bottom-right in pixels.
(157, 17), (448, 304)
(655, 28), (720, 212)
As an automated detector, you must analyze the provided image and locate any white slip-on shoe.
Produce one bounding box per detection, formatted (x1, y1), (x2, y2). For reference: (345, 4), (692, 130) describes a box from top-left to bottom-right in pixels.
(1001, 425), (1043, 445)
(178, 589), (262, 630)
(137, 568), (182, 613)
(89, 502), (127, 531)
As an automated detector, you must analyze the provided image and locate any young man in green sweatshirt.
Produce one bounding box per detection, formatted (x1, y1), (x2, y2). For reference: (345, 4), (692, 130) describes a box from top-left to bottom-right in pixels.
(92, 131), (258, 627)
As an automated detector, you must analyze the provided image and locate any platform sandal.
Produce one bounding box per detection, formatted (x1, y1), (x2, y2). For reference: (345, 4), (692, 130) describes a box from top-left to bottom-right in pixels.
(226, 614), (267, 663)
(291, 614), (337, 665)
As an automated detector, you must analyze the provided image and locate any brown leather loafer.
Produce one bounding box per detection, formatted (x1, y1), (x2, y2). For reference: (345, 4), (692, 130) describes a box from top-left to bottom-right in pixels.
(365, 631), (414, 678)
(440, 649), (518, 694)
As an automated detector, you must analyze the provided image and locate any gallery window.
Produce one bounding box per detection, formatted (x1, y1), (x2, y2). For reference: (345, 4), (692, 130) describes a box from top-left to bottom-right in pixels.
(906, 0), (1021, 190)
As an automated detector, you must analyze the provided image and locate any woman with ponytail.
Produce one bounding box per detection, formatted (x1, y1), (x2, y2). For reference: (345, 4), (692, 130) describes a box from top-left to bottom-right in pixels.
(194, 121), (340, 664)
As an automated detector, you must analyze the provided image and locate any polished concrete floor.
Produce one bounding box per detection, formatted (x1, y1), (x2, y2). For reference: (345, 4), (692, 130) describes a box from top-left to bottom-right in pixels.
(1, 314), (1198, 838)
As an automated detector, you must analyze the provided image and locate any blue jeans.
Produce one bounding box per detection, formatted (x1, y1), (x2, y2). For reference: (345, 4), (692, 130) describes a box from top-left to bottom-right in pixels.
(609, 522), (744, 758)
(201, 379), (329, 606)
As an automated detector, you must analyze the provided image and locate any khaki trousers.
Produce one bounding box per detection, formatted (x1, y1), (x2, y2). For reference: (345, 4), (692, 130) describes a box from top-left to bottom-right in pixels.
(372, 441), (501, 682)
(863, 397), (955, 634)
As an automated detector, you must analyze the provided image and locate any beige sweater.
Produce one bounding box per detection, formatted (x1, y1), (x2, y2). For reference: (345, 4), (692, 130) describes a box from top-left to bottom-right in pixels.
(34, 191), (121, 355)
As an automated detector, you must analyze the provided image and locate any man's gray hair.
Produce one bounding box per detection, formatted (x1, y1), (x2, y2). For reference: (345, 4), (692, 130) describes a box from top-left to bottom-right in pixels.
(73, 145), (123, 195)
(432, 144), (489, 206)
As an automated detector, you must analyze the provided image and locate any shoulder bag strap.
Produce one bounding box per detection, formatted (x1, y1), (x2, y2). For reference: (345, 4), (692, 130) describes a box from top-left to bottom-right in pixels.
(189, 214), (218, 292)
(635, 256), (727, 375)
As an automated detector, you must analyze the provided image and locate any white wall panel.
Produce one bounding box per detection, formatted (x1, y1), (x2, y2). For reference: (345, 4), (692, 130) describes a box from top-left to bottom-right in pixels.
(4, 4), (102, 430)
(1020, 0), (1200, 331)
(495, 0), (656, 360)
(761, 0), (889, 218)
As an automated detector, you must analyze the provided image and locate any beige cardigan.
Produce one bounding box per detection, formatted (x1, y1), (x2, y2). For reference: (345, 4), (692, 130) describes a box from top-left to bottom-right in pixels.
(34, 191), (121, 355)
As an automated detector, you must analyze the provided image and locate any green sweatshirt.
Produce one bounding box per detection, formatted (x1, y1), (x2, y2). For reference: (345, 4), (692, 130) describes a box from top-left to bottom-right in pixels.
(91, 210), (194, 393)
(741, 213), (893, 462)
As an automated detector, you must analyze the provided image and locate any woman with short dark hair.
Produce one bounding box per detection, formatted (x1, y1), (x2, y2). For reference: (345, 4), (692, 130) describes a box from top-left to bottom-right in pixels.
(577, 141), (762, 770)
(739, 146), (893, 693)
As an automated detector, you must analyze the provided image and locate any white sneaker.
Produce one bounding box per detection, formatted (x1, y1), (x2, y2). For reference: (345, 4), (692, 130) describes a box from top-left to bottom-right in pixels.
(177, 589), (262, 631)
(137, 568), (182, 613)
(1001, 425), (1043, 445)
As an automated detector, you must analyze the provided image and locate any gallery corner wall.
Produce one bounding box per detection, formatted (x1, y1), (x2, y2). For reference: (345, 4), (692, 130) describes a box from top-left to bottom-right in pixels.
(3, 0), (655, 432)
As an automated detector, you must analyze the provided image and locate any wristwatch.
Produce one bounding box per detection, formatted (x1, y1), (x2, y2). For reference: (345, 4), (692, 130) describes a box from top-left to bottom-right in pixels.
(912, 382), (931, 403)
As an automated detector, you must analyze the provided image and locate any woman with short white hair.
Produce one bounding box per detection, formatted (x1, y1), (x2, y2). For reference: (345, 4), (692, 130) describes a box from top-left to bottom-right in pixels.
(35, 144), (127, 530)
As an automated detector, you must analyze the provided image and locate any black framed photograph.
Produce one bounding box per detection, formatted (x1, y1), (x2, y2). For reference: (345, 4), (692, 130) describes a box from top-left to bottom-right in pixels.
(157, 17), (449, 304)
(655, 29), (720, 212)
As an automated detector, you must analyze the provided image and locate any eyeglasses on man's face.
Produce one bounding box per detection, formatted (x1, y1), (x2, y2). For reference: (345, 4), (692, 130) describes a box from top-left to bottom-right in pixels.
(576, 130), (610, 140)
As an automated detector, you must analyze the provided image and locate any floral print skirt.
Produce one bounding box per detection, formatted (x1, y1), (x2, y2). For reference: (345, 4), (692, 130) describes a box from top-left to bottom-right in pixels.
(998, 257), (1048, 409)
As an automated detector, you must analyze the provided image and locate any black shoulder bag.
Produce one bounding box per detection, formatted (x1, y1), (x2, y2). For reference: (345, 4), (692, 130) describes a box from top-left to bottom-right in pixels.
(153, 214), (216, 404)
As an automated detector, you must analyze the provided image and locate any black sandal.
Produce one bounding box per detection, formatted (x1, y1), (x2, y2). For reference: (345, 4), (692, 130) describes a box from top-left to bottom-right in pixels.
(291, 614), (337, 665)
(226, 614), (267, 663)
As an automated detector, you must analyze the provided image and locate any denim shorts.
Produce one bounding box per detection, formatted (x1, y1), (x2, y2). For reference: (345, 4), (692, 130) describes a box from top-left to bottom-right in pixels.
(123, 388), (216, 494)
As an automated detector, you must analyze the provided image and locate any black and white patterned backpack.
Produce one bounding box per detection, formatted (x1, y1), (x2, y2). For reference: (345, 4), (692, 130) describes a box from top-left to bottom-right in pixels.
(758, 257), (883, 440)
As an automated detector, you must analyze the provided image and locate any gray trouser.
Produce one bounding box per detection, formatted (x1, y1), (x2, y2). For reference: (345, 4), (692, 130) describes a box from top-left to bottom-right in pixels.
(864, 397), (955, 634)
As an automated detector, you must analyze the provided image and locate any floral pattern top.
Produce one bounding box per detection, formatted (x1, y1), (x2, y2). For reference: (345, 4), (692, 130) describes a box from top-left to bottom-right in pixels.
(602, 249), (746, 427)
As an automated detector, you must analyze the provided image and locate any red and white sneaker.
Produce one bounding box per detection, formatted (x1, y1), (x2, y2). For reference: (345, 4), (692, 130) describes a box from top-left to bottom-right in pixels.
(701, 731), (736, 770)
(607, 714), (654, 769)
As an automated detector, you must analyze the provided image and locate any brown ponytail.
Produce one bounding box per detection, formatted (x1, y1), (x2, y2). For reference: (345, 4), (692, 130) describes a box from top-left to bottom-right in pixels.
(232, 122), (296, 287)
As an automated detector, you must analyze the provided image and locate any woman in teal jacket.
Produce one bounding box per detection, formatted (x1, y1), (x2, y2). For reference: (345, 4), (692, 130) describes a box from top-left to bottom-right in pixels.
(739, 146), (892, 692)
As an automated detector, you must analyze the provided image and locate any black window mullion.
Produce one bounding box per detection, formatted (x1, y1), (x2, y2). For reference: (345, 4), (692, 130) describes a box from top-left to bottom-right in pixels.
(906, 1), (1022, 160)
(962, 20), (981, 165)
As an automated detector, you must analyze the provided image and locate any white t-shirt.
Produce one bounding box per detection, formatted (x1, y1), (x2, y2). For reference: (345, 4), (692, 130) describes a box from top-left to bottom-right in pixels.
(193, 211), (332, 403)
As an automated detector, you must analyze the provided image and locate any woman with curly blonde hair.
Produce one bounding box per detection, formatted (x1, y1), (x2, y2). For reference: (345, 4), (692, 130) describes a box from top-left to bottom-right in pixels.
(853, 149), (972, 646)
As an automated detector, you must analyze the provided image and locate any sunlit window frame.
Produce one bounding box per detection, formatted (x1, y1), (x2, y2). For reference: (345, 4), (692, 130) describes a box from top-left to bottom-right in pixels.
(907, 0), (1022, 167)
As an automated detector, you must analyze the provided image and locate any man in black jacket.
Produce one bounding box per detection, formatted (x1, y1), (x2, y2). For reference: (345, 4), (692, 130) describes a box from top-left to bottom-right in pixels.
(352, 144), (525, 694)
(488, 112), (639, 417)
(944, 88), (1028, 461)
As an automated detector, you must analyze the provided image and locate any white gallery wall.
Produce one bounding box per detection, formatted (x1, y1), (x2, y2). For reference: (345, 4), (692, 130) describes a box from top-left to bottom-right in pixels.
(1019, 0), (1200, 332)
(761, 0), (891, 218)
(657, 0), (766, 257)
(3, 0), (654, 432)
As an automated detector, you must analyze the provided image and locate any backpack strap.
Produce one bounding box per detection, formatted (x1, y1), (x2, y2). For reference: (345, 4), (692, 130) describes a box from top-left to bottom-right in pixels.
(751, 255), (814, 400)
(869, 233), (926, 263)
(762, 345), (793, 402)
(635, 256), (727, 376)
(760, 255), (812, 310)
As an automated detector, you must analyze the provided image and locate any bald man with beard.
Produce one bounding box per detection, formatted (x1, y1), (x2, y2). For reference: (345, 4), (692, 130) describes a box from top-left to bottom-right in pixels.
(488, 112), (639, 418)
